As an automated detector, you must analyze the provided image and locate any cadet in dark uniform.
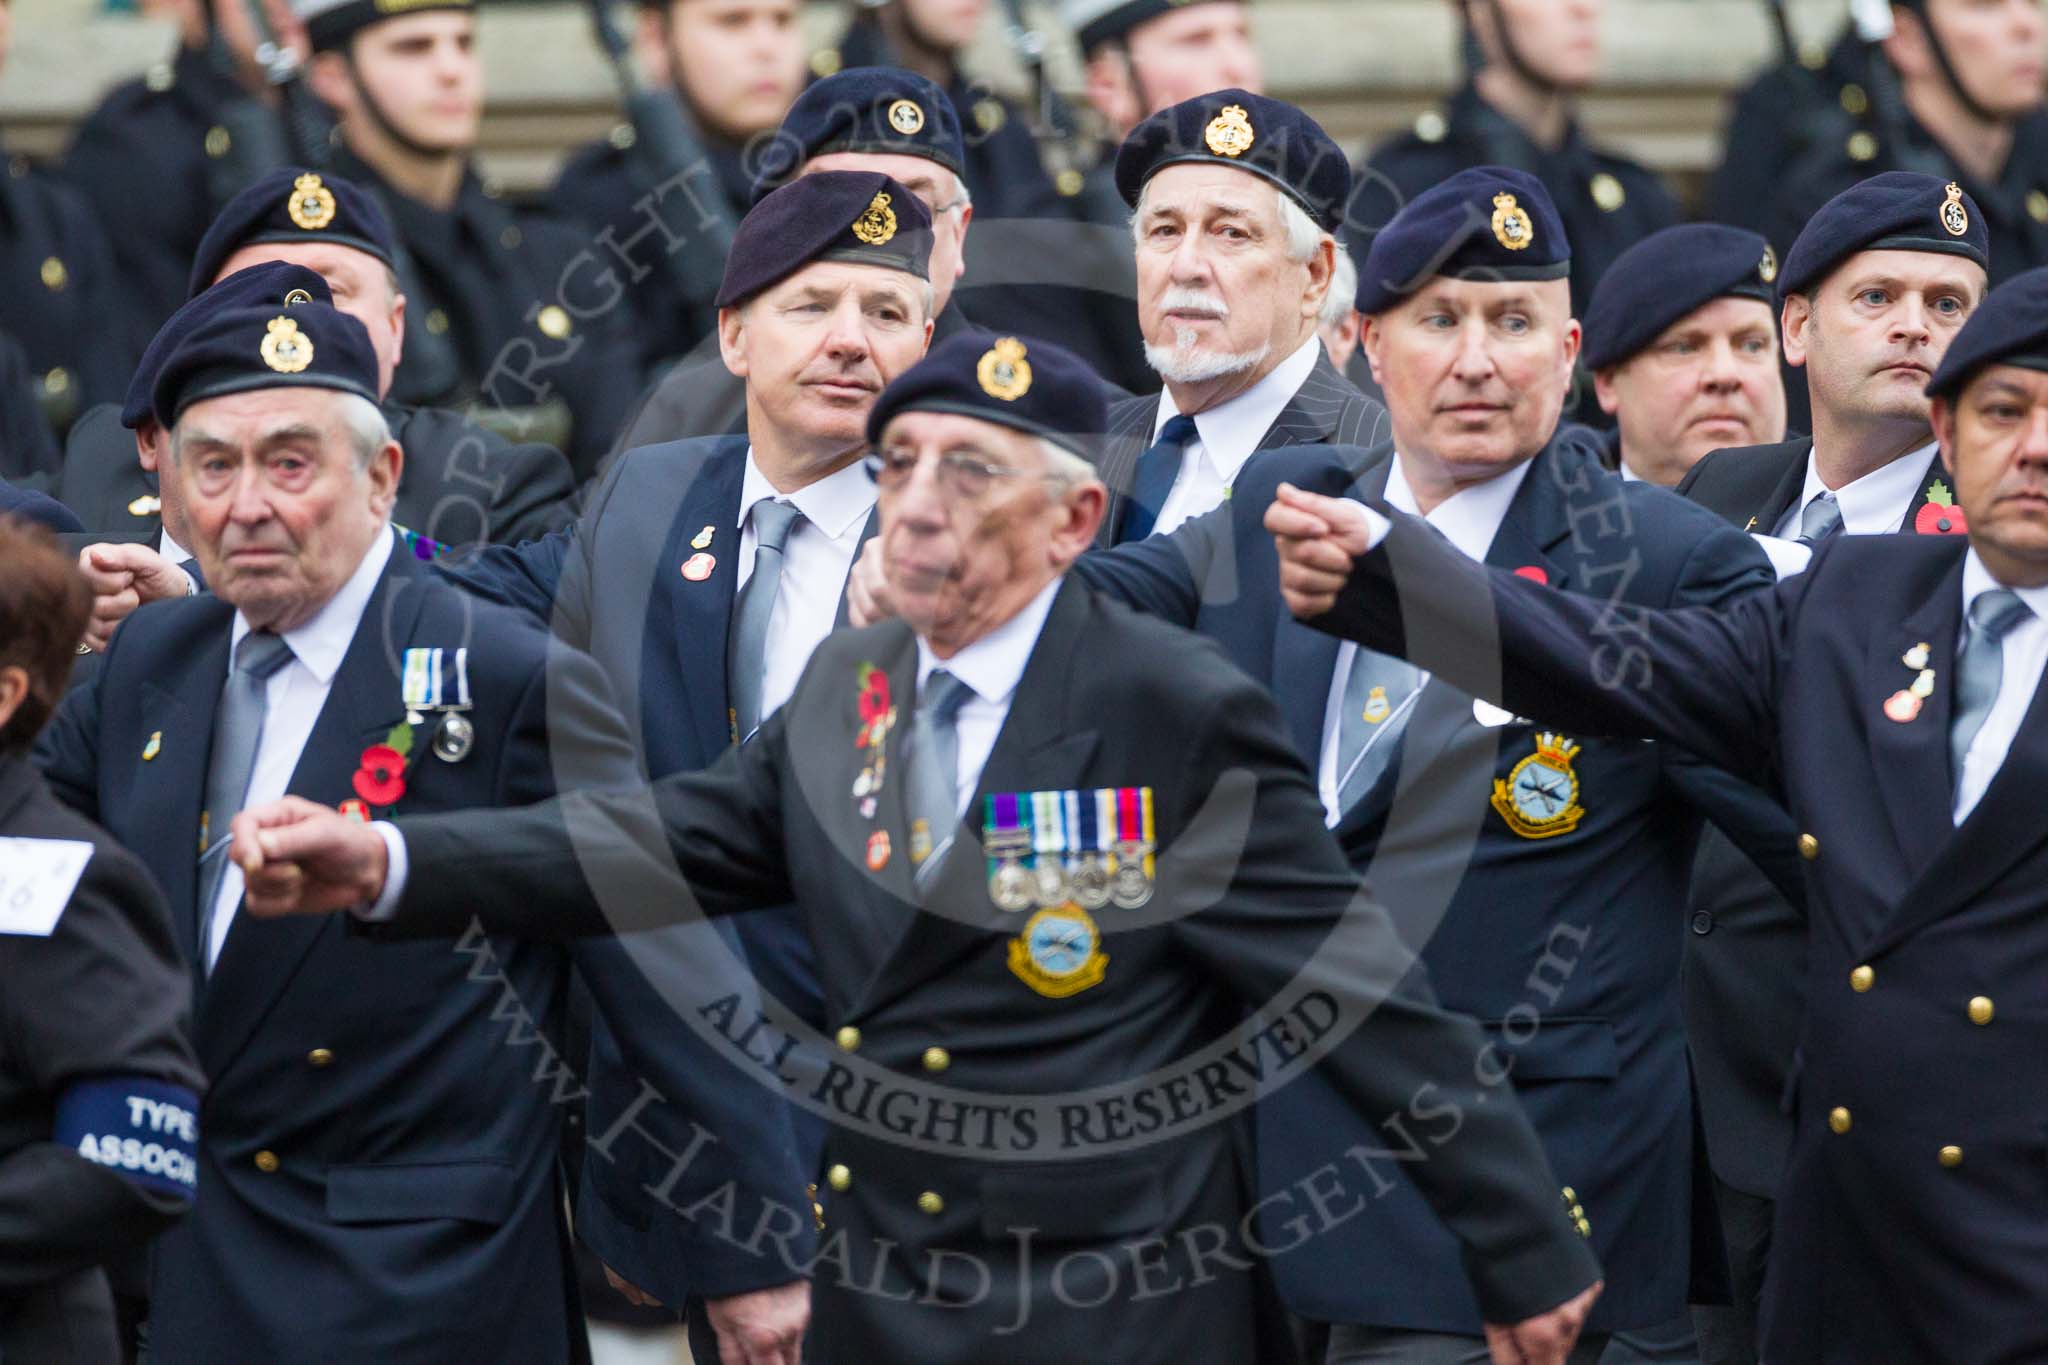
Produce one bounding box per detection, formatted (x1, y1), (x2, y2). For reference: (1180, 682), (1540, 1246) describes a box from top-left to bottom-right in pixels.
(296, 0), (645, 478)
(1762, 0), (2048, 287)
(1582, 224), (1788, 485)
(0, 520), (200, 1363)
(236, 329), (1607, 1365)
(550, 0), (808, 375)
(58, 169), (574, 556)
(1353, 0), (1678, 326)
(1702, 16), (1865, 236)
(60, 0), (284, 352)
(1269, 259), (2048, 1365)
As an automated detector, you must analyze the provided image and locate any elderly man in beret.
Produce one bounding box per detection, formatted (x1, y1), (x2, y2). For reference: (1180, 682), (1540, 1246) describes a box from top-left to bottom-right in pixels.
(415, 169), (938, 1362)
(1101, 88), (1385, 546)
(1584, 224), (1789, 487)
(1268, 260), (2048, 1365)
(229, 327), (1604, 1365)
(27, 292), (662, 1362)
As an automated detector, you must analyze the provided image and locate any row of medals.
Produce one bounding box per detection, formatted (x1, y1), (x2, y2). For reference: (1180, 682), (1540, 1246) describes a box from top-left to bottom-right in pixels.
(986, 834), (1154, 913)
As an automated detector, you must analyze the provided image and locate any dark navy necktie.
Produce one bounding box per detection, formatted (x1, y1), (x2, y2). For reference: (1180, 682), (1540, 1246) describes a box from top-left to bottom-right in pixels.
(1121, 413), (1198, 542)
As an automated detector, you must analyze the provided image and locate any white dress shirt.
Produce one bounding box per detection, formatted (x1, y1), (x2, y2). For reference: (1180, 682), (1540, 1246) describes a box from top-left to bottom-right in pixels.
(1771, 440), (1937, 539)
(735, 451), (877, 728)
(1147, 336), (1324, 536)
(161, 528), (194, 566)
(1315, 455), (1532, 823)
(914, 578), (1063, 817)
(369, 575), (1068, 919)
(1951, 550), (2048, 824)
(208, 526), (395, 967)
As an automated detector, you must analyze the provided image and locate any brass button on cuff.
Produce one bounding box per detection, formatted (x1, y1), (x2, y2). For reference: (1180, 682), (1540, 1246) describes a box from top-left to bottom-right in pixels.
(836, 1026), (862, 1052)
(254, 1150), (280, 1173)
(917, 1191), (944, 1216)
(307, 1048), (334, 1067)
(1939, 1145), (1963, 1168)
(1829, 1107), (1852, 1134)
(1850, 965), (1874, 993)
(1969, 996), (1995, 1025)
(1798, 833), (1820, 861)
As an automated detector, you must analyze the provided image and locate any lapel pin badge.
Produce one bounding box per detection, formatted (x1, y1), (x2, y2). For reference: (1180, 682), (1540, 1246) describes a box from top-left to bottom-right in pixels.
(1903, 642), (1931, 670)
(866, 829), (891, 871)
(1884, 690), (1923, 723)
(691, 525), (715, 550)
(142, 730), (162, 761)
(681, 552), (715, 582)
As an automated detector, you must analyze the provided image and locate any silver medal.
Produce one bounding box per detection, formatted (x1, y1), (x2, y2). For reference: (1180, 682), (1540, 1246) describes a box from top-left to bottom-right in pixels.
(432, 712), (474, 763)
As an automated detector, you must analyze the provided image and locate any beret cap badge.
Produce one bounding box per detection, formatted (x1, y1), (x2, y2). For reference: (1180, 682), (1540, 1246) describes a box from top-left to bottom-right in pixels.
(1942, 181), (1970, 238)
(1492, 192), (1534, 251)
(288, 173), (337, 231)
(1204, 104), (1255, 158)
(977, 337), (1033, 402)
(852, 191), (898, 246)
(1759, 244), (1779, 284)
(887, 99), (925, 136)
(260, 315), (314, 374)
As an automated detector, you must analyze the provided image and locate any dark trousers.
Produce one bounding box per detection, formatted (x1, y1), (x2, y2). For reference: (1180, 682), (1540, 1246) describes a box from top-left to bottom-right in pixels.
(1326, 1325), (1612, 1364)
(1690, 1176), (1773, 1365)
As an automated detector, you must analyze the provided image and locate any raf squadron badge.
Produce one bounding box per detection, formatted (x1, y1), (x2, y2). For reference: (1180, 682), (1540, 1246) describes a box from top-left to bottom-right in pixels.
(1492, 192), (1534, 251)
(401, 646), (475, 763)
(1205, 104), (1256, 158)
(1362, 686), (1392, 724)
(1491, 733), (1586, 839)
(1884, 643), (1936, 723)
(260, 316), (313, 374)
(1941, 181), (1970, 238)
(1007, 903), (1108, 999)
(977, 337), (1032, 402)
(287, 173), (337, 231)
(852, 192), (898, 246)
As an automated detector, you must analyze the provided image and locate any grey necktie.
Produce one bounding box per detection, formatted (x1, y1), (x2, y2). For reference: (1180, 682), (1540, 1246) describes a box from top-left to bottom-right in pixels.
(1797, 491), (1843, 546)
(1334, 647), (1424, 815)
(908, 669), (974, 883)
(730, 499), (805, 739)
(1949, 588), (2033, 792)
(197, 630), (295, 965)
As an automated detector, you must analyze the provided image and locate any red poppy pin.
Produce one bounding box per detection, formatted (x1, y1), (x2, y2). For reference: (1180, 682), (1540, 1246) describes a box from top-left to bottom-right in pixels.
(352, 720), (415, 809)
(1915, 479), (1968, 535)
(852, 662), (896, 817)
(1514, 565), (1549, 585)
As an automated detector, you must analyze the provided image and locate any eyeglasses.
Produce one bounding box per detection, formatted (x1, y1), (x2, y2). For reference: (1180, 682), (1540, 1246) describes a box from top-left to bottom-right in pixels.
(864, 448), (1070, 501)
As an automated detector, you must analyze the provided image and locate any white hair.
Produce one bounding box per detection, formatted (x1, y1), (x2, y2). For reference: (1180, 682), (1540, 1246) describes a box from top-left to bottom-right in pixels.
(1321, 248), (1358, 328)
(168, 388), (390, 471)
(1275, 189), (1328, 265)
(1036, 436), (1094, 484)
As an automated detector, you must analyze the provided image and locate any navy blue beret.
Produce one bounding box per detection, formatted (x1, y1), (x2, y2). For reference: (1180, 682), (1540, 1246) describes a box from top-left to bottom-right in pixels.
(1115, 88), (1350, 233)
(1355, 166), (1570, 315)
(1925, 266), (2048, 400)
(750, 69), (964, 202)
(866, 330), (1109, 460)
(296, 0), (474, 53)
(187, 167), (397, 300)
(1583, 225), (1779, 371)
(716, 170), (932, 310)
(152, 300), (381, 428)
(1062, 0), (1245, 51)
(1778, 171), (1989, 299)
(125, 263), (335, 428)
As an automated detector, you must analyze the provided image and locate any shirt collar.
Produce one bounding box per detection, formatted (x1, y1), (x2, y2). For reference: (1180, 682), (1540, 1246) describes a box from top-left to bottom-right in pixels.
(915, 577), (1063, 708)
(737, 447), (877, 540)
(160, 527), (193, 565)
(229, 525), (395, 686)
(1384, 451), (1534, 562)
(1154, 336), (1324, 482)
(1961, 546), (2048, 623)
(1801, 440), (1937, 535)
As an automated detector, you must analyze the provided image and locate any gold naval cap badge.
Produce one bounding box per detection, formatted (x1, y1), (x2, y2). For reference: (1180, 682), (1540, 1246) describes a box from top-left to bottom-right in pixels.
(1205, 104), (1255, 158)
(852, 192), (898, 247)
(260, 316), (313, 374)
(1492, 192), (1534, 251)
(288, 172), (337, 231)
(977, 337), (1033, 402)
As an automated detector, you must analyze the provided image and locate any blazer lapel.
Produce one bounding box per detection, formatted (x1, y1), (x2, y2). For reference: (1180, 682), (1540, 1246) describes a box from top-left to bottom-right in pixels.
(1097, 394), (1162, 547)
(1858, 561), (1963, 895)
(1275, 448), (1392, 767)
(832, 506), (882, 630)
(199, 557), (427, 1074)
(665, 452), (746, 756)
(1898, 446), (1956, 537)
(1746, 438), (1811, 534)
(856, 583), (1101, 1017)
(1253, 353), (1379, 451)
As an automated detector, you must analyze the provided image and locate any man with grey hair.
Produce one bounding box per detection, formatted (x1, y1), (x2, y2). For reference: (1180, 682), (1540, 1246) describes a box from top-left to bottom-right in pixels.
(28, 296), (674, 1362)
(1102, 88), (1385, 545)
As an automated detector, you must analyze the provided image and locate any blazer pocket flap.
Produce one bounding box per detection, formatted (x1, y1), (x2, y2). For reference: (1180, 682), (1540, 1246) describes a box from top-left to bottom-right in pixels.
(981, 1163), (1165, 1244)
(1481, 1017), (1619, 1082)
(326, 1161), (519, 1226)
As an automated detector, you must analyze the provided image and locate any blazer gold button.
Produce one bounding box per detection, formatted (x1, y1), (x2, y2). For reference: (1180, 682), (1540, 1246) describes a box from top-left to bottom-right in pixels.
(1850, 965), (1874, 993)
(254, 1149), (280, 1172)
(1829, 1107), (1852, 1134)
(1560, 1186), (1576, 1202)
(1969, 996), (1994, 1025)
(836, 1026), (862, 1052)
(307, 1048), (335, 1067)
(1798, 833), (1820, 860)
(917, 1191), (944, 1216)
(827, 1164), (852, 1192)
(1939, 1145), (1963, 1168)
(922, 1047), (950, 1073)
